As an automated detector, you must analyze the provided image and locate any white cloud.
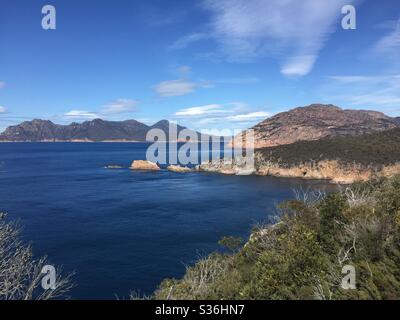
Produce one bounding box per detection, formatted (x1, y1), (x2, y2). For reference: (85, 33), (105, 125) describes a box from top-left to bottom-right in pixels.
(226, 111), (271, 122)
(370, 18), (400, 72)
(174, 102), (271, 129)
(330, 75), (400, 85)
(175, 104), (228, 117)
(155, 67), (256, 97)
(64, 110), (99, 120)
(373, 18), (400, 54)
(330, 76), (387, 84)
(0, 81), (5, 89)
(169, 33), (210, 50)
(330, 19), (400, 112)
(281, 55), (318, 77)
(154, 79), (200, 97)
(177, 65), (192, 77)
(64, 98), (138, 121)
(330, 74), (400, 86)
(215, 77), (260, 84)
(329, 74), (400, 110)
(101, 99), (137, 114)
(141, 5), (186, 27)
(346, 90), (400, 108)
(175, 0), (355, 76)
(0, 106), (7, 113)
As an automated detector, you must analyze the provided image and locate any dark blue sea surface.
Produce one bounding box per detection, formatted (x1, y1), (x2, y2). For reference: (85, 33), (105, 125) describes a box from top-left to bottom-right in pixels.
(0, 143), (336, 299)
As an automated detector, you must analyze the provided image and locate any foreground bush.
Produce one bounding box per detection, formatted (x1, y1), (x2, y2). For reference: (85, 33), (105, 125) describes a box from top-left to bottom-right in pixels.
(0, 213), (73, 300)
(154, 176), (400, 300)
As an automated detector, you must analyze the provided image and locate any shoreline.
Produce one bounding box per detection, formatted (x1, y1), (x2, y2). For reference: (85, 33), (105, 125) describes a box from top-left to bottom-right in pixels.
(198, 159), (400, 184)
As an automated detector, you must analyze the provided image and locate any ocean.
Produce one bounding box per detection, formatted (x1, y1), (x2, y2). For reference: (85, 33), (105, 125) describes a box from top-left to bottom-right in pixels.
(0, 143), (335, 299)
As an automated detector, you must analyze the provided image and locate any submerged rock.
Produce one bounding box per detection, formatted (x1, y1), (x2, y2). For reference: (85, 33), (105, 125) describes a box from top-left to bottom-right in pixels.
(130, 160), (160, 171)
(167, 165), (194, 173)
(105, 165), (124, 169)
(199, 157), (256, 176)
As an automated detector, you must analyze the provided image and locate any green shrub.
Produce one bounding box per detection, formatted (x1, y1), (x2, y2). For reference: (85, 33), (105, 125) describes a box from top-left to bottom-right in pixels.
(154, 175), (400, 300)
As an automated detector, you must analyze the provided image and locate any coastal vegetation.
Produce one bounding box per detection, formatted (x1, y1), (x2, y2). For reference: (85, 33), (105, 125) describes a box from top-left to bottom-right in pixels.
(154, 175), (400, 300)
(0, 213), (73, 300)
(257, 127), (400, 168)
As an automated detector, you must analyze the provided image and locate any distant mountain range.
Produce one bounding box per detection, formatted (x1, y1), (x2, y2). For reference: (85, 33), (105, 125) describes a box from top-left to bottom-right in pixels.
(0, 119), (195, 142)
(1, 104), (399, 143)
(233, 104), (399, 149)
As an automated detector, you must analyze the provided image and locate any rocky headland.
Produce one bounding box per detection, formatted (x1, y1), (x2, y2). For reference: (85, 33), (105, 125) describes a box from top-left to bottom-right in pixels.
(201, 126), (400, 184)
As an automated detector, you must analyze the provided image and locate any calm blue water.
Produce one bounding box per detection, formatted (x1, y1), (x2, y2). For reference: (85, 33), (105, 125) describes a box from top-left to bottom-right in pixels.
(0, 143), (335, 299)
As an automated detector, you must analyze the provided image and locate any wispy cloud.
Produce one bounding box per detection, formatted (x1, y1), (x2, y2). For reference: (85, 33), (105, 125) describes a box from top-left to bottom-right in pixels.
(140, 4), (187, 27)
(369, 17), (400, 72)
(64, 98), (138, 121)
(175, 104), (231, 117)
(373, 18), (400, 54)
(348, 93), (400, 107)
(101, 99), (137, 114)
(169, 33), (211, 50)
(226, 111), (271, 122)
(329, 74), (400, 111)
(329, 75), (396, 84)
(154, 79), (211, 97)
(174, 0), (355, 77)
(330, 74), (400, 85)
(281, 55), (318, 78)
(64, 110), (99, 120)
(214, 77), (260, 84)
(174, 102), (271, 129)
(0, 106), (7, 113)
(155, 65), (258, 97)
(0, 81), (5, 89)
(176, 65), (192, 77)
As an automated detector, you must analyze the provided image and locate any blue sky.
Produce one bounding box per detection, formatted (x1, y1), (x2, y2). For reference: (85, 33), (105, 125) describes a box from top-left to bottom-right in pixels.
(0, 0), (399, 132)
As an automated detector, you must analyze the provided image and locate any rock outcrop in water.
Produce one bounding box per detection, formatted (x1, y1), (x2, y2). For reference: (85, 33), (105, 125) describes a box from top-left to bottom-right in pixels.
(105, 165), (124, 169)
(130, 160), (160, 171)
(199, 158), (256, 176)
(167, 165), (195, 173)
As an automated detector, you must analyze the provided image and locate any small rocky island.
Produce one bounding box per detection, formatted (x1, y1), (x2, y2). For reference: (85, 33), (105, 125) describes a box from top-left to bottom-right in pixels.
(130, 160), (161, 171)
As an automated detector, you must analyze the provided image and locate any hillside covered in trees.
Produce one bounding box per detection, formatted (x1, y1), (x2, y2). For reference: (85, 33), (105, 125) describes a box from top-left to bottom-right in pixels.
(257, 127), (400, 168)
(154, 175), (400, 300)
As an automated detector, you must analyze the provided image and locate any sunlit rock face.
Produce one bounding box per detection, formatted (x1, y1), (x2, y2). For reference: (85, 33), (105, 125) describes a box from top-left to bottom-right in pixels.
(232, 104), (397, 149)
